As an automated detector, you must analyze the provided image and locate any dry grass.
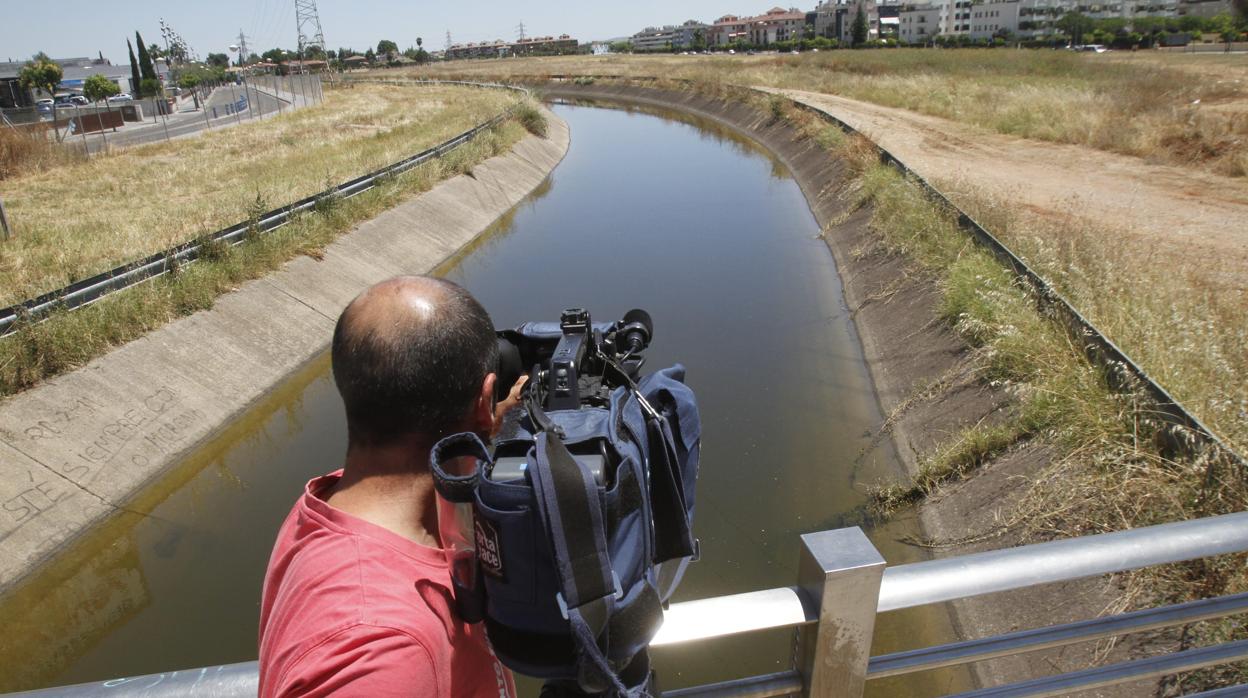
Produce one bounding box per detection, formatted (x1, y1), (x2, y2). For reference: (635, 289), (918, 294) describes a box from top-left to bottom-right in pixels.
(0, 126), (80, 181)
(396, 50), (1248, 176)
(0, 83), (520, 306)
(0, 119), (528, 395)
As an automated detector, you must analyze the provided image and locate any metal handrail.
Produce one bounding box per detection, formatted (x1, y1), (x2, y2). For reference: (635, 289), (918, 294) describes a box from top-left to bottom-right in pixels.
(869, 592), (1248, 678)
(641, 512), (1248, 647)
(878, 511), (1248, 612)
(947, 639), (1248, 698)
(8, 513), (1248, 696)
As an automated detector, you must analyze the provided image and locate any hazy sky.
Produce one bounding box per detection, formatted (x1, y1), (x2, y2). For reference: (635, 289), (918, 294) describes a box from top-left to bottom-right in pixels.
(1, 1), (759, 63)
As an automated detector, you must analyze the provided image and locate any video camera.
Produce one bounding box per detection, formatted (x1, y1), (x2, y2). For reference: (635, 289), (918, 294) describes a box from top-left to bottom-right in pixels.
(490, 308), (654, 485)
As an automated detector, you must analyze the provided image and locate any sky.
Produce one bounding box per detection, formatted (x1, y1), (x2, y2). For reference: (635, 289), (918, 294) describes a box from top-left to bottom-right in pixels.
(0, 0), (763, 63)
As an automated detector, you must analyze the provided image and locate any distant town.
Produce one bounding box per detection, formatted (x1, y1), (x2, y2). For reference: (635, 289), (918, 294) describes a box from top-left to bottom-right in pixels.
(2, 0), (1241, 114)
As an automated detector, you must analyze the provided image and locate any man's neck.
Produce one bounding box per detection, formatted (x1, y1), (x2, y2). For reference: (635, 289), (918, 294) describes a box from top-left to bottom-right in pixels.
(325, 444), (440, 549)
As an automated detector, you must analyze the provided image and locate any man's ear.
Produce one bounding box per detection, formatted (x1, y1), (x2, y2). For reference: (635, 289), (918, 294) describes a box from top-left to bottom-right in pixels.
(473, 372), (498, 436)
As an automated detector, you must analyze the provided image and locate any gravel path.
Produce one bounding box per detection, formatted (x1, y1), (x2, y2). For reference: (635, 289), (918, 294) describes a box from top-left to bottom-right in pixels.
(767, 87), (1248, 289)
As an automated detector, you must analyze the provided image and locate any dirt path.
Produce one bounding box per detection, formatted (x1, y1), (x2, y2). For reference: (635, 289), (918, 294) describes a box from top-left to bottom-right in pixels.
(767, 88), (1248, 287)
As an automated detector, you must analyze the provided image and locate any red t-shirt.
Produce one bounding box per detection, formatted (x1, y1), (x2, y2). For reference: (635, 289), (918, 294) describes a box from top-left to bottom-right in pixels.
(259, 471), (516, 698)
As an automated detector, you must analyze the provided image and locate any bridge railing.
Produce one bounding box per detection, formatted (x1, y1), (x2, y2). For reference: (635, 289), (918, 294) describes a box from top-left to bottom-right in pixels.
(10, 512), (1248, 696)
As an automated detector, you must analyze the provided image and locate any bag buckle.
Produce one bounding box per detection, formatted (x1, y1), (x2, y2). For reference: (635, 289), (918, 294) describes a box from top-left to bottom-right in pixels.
(556, 570), (624, 620)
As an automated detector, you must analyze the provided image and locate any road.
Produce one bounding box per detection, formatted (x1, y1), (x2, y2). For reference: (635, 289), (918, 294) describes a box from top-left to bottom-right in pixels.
(72, 84), (294, 154)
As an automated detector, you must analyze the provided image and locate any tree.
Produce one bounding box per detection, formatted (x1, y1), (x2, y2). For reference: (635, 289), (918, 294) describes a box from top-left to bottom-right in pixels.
(83, 73), (120, 103)
(19, 57), (63, 139)
(83, 73), (120, 132)
(852, 3), (869, 46)
(206, 52), (230, 68)
(365, 48), (377, 63)
(377, 39), (398, 56)
(136, 32), (157, 85)
(261, 48), (287, 64)
(127, 39), (142, 97)
(1057, 11), (1091, 44)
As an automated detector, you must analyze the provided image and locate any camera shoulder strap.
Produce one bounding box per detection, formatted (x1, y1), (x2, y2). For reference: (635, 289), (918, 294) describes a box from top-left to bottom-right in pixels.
(526, 397), (632, 695)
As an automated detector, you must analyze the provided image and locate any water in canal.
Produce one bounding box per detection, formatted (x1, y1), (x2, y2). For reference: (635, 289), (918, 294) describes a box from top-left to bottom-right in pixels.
(1, 103), (968, 695)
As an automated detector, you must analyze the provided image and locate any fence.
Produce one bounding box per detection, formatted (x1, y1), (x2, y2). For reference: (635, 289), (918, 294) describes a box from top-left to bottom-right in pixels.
(8, 516), (1248, 696)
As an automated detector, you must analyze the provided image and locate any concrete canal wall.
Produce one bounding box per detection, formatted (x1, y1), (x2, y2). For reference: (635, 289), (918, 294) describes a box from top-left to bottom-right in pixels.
(0, 108), (570, 595)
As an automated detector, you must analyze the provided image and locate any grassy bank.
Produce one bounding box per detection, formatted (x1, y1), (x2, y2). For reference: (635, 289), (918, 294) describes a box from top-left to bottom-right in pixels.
(0, 109), (539, 396)
(398, 50), (1248, 176)
(770, 95), (1245, 683)
(0, 83), (521, 306)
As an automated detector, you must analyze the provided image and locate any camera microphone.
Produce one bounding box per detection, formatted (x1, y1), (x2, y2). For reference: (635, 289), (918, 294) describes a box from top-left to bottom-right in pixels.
(619, 309), (653, 354)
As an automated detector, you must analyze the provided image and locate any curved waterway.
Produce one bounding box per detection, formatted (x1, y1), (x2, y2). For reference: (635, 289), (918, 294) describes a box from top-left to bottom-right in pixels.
(2, 103), (969, 695)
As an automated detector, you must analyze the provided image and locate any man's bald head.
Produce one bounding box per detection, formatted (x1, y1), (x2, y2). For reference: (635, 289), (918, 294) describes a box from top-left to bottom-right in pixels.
(331, 276), (498, 450)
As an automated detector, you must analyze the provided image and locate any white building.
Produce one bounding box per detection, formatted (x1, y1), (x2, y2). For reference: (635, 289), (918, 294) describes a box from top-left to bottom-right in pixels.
(969, 0), (1021, 38)
(899, 3), (947, 42)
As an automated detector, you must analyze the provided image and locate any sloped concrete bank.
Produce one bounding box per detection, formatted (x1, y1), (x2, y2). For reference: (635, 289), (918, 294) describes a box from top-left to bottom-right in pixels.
(0, 108), (570, 596)
(537, 83), (1132, 692)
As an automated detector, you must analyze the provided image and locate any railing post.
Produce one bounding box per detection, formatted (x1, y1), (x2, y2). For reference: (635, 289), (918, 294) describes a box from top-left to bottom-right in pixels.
(797, 527), (886, 697)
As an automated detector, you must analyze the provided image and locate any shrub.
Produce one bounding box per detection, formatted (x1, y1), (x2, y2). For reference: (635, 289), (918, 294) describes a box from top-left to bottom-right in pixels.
(515, 101), (548, 137)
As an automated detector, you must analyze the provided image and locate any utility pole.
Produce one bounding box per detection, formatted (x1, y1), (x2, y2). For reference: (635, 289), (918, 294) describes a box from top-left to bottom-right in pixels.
(237, 29), (251, 67)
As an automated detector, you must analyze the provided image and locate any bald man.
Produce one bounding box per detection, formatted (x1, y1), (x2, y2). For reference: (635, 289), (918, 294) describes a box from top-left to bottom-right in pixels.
(259, 276), (523, 698)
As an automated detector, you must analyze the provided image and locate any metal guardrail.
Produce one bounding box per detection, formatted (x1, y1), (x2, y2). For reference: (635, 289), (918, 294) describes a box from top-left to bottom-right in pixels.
(0, 80), (528, 338)
(10, 515), (1248, 696)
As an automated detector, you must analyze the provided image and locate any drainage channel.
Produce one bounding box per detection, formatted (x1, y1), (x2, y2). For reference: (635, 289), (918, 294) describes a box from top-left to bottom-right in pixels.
(0, 102), (969, 696)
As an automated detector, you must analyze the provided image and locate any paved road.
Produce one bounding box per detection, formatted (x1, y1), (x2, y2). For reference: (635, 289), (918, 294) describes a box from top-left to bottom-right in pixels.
(73, 84), (294, 154)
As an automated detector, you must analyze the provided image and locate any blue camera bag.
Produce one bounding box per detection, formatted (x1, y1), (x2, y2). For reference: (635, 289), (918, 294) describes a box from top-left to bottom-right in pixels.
(431, 364), (700, 696)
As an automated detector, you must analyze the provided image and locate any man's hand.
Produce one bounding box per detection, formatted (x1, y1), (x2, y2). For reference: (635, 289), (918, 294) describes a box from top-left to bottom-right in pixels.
(492, 375), (529, 436)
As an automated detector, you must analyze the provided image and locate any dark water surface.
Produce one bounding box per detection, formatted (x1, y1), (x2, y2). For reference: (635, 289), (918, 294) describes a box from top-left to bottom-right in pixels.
(2, 103), (968, 695)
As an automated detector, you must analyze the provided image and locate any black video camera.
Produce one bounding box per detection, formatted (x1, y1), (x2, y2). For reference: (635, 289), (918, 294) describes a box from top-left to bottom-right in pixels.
(490, 308), (654, 485)
(494, 307), (654, 411)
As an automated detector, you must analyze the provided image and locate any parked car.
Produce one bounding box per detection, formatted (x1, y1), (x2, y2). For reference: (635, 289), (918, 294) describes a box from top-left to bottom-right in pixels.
(70, 95), (89, 106)
(35, 98), (53, 115)
(107, 93), (133, 103)
(53, 94), (75, 107)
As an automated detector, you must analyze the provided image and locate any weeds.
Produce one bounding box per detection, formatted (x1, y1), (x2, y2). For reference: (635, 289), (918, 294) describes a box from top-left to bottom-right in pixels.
(0, 120), (527, 396)
(0, 84), (521, 306)
(515, 100), (549, 138)
(0, 126), (80, 181)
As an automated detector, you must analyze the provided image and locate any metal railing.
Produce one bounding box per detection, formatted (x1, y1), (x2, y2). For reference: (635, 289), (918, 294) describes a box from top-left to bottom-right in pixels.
(10, 513), (1248, 696)
(0, 80), (526, 338)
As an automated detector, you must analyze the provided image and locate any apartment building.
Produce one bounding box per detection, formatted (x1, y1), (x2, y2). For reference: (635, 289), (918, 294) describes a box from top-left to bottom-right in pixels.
(747, 6), (810, 44)
(899, 3), (948, 41)
(708, 14), (752, 45)
(969, 0), (1021, 38)
(631, 25), (682, 51)
(812, 0), (884, 42)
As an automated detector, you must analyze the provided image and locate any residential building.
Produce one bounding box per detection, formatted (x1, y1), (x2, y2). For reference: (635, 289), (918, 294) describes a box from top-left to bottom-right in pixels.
(445, 40), (511, 60)
(969, 0), (1021, 38)
(747, 6), (809, 44)
(812, 0), (884, 43)
(899, 2), (948, 42)
(511, 35), (579, 56)
(707, 14), (751, 46)
(631, 26), (682, 51)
